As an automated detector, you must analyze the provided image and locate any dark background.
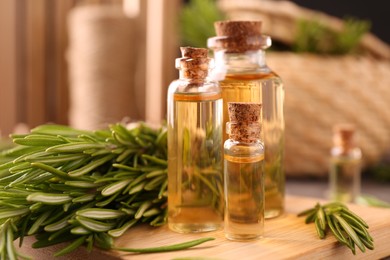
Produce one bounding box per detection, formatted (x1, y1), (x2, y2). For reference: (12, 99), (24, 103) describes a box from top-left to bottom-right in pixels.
(290, 0), (390, 44)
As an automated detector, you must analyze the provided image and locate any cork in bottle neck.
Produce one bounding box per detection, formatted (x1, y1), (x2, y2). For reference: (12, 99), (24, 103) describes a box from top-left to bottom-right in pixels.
(227, 102), (262, 143)
(332, 124), (357, 152)
(175, 47), (211, 80)
(208, 20), (271, 53)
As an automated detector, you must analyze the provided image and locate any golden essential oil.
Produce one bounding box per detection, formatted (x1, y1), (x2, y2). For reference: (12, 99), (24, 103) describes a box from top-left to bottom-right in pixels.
(329, 157), (361, 202)
(224, 102), (265, 240)
(209, 20), (285, 218)
(220, 73), (284, 219)
(224, 153), (265, 240)
(329, 124), (361, 203)
(167, 47), (224, 233)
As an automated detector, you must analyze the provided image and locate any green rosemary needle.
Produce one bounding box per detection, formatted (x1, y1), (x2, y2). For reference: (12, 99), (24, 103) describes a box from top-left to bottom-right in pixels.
(0, 123), (169, 258)
(298, 202), (374, 254)
(0, 122), (219, 258)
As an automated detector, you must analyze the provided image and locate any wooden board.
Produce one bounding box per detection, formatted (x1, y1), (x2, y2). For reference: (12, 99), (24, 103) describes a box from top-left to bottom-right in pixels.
(18, 195), (390, 259)
(110, 195), (390, 260)
(0, 0), (17, 137)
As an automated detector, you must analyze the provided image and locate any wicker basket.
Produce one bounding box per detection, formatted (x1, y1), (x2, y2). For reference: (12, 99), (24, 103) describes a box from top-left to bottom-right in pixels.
(269, 53), (390, 176)
(220, 0), (390, 177)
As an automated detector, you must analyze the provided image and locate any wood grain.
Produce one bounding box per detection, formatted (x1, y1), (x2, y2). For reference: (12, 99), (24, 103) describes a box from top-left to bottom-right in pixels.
(53, 0), (73, 125)
(17, 195), (390, 259)
(26, 0), (46, 127)
(0, 0), (138, 136)
(145, 0), (180, 124)
(109, 195), (390, 260)
(0, 0), (17, 136)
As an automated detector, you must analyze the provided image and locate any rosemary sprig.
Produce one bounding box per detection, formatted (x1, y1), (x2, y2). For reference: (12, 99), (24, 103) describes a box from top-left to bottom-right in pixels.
(0, 123), (171, 257)
(298, 202), (374, 254)
(0, 123), (216, 258)
(293, 17), (370, 55)
(180, 0), (225, 48)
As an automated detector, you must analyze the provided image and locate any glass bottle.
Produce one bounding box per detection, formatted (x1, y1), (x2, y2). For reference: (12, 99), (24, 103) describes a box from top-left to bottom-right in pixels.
(329, 124), (362, 203)
(167, 47), (224, 233)
(208, 21), (284, 218)
(224, 102), (265, 240)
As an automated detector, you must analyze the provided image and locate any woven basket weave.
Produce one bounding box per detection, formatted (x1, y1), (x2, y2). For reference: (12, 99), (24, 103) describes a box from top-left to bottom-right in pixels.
(268, 53), (390, 176)
(220, 0), (390, 176)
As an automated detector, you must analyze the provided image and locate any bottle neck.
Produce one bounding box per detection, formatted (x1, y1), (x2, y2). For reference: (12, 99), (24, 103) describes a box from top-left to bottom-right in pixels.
(212, 49), (268, 74)
(227, 122), (261, 143)
(333, 134), (356, 155)
(333, 142), (356, 155)
(176, 57), (213, 81)
(178, 69), (208, 81)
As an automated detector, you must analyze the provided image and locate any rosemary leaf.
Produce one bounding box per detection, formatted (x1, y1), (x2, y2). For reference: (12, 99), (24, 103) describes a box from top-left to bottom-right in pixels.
(298, 202), (374, 254)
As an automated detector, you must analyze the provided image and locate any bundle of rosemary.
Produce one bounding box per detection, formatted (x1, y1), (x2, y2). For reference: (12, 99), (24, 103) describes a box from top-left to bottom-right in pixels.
(298, 202), (374, 254)
(0, 123), (172, 258)
(0, 122), (377, 258)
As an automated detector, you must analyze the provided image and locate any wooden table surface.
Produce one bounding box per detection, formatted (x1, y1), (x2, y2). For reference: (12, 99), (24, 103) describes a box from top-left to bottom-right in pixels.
(111, 195), (390, 260)
(18, 195), (390, 260)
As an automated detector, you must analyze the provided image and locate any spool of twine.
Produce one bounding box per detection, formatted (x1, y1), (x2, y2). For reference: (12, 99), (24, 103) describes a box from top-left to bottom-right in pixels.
(67, 5), (137, 130)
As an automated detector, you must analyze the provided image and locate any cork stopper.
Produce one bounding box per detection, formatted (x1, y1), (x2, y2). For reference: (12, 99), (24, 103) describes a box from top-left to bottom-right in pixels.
(207, 20), (271, 53)
(333, 124), (356, 151)
(215, 21), (262, 37)
(227, 102), (261, 142)
(181, 47), (208, 58)
(228, 102), (261, 123)
(176, 47), (210, 79)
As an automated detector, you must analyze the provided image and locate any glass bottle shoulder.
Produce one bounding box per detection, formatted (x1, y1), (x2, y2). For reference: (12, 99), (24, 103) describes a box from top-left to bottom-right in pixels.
(224, 139), (264, 158)
(211, 50), (283, 83)
(331, 147), (362, 160)
(168, 78), (220, 95)
(223, 70), (280, 81)
(217, 70), (284, 95)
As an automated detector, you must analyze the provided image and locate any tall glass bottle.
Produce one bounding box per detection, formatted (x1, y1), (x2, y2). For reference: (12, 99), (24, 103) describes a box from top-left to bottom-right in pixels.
(224, 102), (265, 240)
(329, 124), (362, 203)
(167, 47), (224, 233)
(208, 21), (285, 218)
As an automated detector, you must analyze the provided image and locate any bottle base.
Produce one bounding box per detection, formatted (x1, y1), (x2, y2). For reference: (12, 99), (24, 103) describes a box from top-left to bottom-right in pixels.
(168, 223), (222, 233)
(265, 208), (283, 219)
(225, 233), (263, 241)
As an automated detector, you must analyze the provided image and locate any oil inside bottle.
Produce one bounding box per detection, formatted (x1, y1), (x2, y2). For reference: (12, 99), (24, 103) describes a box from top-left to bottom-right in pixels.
(329, 157), (361, 202)
(168, 92), (224, 233)
(224, 153), (265, 240)
(220, 73), (284, 218)
(328, 124), (362, 203)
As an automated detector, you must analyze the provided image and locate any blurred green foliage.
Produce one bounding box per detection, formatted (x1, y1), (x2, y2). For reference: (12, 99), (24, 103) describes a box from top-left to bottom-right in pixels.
(179, 0), (225, 48)
(356, 194), (390, 208)
(363, 150), (390, 183)
(0, 138), (14, 164)
(179, 2), (387, 181)
(293, 17), (371, 54)
(180, 0), (370, 55)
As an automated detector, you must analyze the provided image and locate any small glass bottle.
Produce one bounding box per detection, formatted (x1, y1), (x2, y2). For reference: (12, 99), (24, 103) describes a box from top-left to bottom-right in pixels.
(208, 21), (284, 218)
(167, 47), (224, 233)
(224, 102), (265, 240)
(329, 124), (362, 203)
